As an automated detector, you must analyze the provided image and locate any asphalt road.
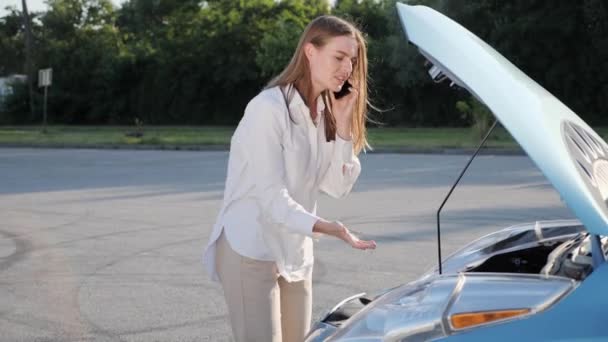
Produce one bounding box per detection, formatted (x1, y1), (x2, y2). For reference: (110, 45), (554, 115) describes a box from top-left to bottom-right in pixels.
(0, 148), (573, 341)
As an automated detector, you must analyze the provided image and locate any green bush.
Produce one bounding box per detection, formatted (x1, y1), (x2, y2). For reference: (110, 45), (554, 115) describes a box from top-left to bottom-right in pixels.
(456, 96), (493, 139)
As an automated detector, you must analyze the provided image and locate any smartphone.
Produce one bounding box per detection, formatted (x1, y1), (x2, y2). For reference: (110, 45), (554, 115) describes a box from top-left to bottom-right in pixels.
(333, 80), (352, 99)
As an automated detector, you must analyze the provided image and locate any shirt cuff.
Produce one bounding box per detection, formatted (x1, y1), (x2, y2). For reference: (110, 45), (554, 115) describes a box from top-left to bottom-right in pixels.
(335, 135), (355, 164)
(289, 209), (319, 237)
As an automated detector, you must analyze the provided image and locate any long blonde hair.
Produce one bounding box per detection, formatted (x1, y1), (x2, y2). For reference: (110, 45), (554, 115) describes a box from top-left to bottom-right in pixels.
(267, 15), (369, 155)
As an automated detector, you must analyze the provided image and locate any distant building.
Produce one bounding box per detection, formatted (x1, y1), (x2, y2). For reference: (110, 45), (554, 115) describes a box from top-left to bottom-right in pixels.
(0, 74), (26, 109)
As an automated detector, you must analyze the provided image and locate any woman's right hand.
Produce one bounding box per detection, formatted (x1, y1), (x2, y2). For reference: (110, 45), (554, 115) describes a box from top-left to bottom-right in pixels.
(313, 219), (376, 250)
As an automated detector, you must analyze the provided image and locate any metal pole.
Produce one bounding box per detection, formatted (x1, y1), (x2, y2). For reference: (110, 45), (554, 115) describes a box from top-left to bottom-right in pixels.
(43, 86), (48, 133)
(436, 120), (498, 274)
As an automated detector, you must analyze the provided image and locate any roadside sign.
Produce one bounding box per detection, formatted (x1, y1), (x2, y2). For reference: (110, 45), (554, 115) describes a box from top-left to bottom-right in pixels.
(38, 68), (52, 88)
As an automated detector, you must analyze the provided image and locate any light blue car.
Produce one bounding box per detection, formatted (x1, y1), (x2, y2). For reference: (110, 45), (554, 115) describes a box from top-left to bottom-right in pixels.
(305, 3), (608, 341)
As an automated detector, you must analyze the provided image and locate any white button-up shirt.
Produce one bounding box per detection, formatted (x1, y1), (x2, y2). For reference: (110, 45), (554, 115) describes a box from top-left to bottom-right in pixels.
(203, 85), (361, 282)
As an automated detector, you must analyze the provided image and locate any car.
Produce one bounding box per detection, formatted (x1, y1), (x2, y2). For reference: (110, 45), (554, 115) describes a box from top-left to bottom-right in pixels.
(305, 3), (608, 342)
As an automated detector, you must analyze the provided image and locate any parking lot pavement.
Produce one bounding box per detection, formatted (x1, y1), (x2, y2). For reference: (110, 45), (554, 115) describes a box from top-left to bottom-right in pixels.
(0, 148), (572, 341)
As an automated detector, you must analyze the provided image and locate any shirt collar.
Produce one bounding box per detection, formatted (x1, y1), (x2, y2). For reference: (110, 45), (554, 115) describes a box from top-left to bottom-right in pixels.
(285, 84), (326, 124)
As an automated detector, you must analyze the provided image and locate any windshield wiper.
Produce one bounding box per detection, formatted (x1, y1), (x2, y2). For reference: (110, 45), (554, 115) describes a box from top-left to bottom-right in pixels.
(436, 120), (498, 274)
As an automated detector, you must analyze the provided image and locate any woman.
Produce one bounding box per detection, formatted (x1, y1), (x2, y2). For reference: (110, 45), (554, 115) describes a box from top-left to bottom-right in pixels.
(203, 15), (376, 342)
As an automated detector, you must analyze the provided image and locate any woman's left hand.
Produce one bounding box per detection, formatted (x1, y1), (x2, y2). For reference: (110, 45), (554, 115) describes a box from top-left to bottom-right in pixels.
(341, 226), (377, 250)
(313, 219), (376, 250)
(330, 81), (358, 140)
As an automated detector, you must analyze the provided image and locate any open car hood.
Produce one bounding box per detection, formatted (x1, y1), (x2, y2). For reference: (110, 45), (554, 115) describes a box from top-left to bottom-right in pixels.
(396, 3), (608, 237)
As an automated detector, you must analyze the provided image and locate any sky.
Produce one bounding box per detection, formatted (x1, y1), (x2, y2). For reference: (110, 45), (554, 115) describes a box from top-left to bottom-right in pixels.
(1, 0), (338, 17)
(1, 0), (125, 16)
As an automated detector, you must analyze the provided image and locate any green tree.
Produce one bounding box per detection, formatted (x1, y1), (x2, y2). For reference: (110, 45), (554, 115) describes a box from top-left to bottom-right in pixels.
(255, 0), (330, 78)
(443, 0), (608, 125)
(202, 0), (325, 124)
(0, 9), (25, 76)
(3, 0), (607, 127)
(37, 0), (126, 123)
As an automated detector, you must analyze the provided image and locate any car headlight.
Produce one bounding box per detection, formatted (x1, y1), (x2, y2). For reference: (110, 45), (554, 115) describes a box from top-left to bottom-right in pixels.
(318, 273), (574, 341)
(327, 276), (457, 341)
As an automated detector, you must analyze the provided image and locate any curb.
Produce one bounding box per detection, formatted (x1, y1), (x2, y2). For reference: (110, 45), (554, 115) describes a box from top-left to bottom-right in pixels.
(369, 146), (525, 155)
(0, 143), (230, 151)
(0, 143), (526, 155)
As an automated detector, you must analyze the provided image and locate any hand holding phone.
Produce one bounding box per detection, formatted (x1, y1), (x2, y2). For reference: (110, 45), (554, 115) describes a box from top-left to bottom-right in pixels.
(331, 79), (358, 140)
(333, 80), (352, 100)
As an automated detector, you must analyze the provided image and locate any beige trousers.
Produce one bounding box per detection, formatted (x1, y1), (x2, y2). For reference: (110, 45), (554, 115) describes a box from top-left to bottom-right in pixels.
(215, 232), (312, 342)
